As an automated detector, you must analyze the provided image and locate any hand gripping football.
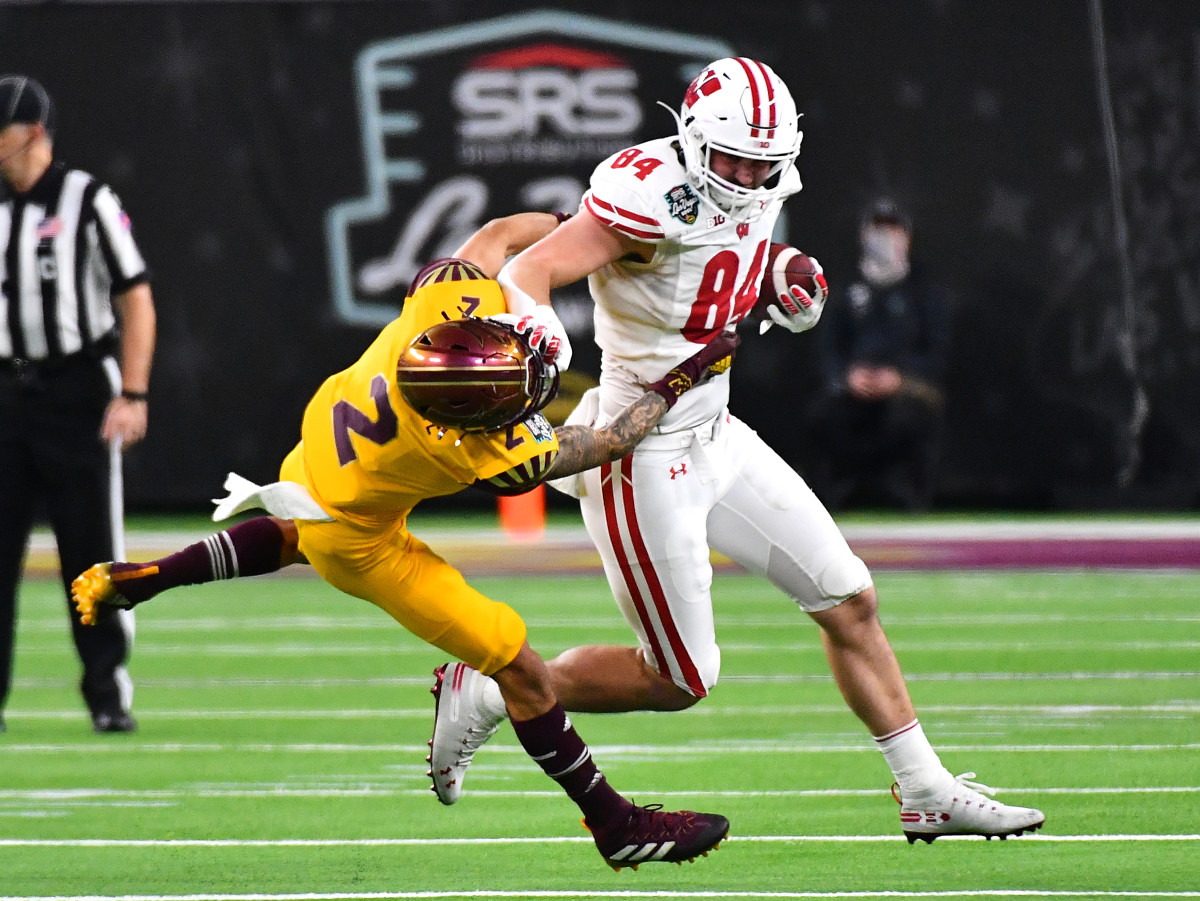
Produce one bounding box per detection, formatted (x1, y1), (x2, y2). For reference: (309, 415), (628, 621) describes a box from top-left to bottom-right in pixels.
(751, 243), (828, 332)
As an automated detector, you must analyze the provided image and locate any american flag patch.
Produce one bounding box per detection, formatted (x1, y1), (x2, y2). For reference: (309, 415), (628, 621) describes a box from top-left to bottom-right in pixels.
(119, 211), (132, 230)
(36, 217), (62, 239)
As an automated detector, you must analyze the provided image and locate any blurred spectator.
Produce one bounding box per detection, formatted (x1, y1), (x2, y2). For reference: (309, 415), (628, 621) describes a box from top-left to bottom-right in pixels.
(805, 198), (950, 511)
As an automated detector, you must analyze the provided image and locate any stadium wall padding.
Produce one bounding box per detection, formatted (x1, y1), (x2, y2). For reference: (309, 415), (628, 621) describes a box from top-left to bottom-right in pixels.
(2, 1), (1196, 509)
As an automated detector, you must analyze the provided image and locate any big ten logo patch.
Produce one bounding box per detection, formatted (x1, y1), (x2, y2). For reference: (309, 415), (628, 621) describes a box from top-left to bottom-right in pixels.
(325, 11), (732, 327)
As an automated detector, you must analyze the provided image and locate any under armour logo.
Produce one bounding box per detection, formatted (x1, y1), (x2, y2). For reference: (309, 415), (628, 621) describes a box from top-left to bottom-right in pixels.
(669, 463), (688, 480)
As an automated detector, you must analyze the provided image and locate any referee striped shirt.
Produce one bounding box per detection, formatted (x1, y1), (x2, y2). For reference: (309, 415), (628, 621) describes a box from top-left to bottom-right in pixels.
(1, 161), (147, 362)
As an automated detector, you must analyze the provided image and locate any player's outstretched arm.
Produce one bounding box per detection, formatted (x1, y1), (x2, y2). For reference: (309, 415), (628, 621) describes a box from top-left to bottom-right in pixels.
(452, 212), (566, 278)
(547, 330), (738, 480)
(550, 392), (669, 478)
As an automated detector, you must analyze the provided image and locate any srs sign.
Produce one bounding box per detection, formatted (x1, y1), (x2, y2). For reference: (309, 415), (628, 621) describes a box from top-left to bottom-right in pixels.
(325, 11), (731, 326)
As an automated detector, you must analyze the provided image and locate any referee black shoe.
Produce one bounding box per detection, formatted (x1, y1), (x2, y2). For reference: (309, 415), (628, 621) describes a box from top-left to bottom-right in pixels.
(92, 710), (137, 734)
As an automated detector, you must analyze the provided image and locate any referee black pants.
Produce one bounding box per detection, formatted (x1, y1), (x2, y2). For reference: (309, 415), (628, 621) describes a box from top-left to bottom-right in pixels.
(0, 356), (133, 719)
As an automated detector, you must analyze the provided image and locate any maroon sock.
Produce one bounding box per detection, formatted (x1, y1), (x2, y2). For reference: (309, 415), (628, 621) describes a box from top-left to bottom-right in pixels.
(111, 517), (290, 604)
(510, 702), (633, 830)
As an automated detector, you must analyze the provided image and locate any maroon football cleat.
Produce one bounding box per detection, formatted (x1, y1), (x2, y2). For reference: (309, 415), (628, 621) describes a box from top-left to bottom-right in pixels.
(585, 803), (729, 871)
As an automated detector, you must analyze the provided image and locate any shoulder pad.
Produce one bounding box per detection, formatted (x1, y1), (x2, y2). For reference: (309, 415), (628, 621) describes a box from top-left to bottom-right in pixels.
(476, 445), (559, 496)
(586, 138), (703, 243)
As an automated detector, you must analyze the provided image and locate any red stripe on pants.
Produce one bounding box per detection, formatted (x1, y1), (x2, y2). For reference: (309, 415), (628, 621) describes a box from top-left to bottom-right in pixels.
(601, 458), (706, 697)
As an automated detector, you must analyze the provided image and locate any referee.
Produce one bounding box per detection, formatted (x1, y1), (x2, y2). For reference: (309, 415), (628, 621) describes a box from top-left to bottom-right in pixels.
(0, 75), (156, 733)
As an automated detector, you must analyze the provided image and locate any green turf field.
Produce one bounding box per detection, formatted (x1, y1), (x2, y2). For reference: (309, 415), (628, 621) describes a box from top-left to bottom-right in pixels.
(2, 565), (1198, 899)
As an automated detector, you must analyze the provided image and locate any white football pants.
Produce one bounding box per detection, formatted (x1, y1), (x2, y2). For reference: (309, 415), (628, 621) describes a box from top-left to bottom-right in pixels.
(574, 411), (872, 697)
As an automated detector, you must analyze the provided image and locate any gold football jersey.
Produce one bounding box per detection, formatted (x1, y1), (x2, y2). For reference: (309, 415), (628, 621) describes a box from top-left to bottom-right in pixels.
(285, 262), (560, 525)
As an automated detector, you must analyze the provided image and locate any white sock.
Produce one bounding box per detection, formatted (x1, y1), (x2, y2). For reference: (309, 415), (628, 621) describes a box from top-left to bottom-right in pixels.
(481, 677), (509, 720)
(875, 720), (953, 800)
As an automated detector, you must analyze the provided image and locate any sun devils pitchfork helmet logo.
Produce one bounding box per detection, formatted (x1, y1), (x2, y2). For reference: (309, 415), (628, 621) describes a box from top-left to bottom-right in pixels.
(397, 317), (560, 433)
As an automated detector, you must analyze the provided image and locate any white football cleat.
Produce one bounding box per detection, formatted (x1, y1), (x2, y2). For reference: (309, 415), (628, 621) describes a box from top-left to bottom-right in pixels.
(898, 773), (1045, 843)
(427, 662), (506, 805)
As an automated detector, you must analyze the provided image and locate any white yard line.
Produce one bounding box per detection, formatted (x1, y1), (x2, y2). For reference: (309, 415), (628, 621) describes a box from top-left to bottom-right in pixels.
(2, 786), (1199, 802)
(1, 834), (1198, 847)
(11, 671), (1200, 691)
(14, 640), (1200, 656)
(5, 702), (1200, 721)
(2, 890), (1200, 901)
(2, 740), (1199, 755)
(13, 612), (1200, 633)
(3, 741), (1200, 755)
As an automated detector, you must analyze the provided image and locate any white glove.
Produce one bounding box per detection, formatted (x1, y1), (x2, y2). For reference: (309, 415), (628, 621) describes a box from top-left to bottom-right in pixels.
(488, 305), (573, 371)
(765, 257), (828, 334)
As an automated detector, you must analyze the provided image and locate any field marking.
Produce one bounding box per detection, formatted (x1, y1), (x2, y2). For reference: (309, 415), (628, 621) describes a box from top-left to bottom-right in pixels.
(13, 671), (1200, 691)
(5, 702), (1200, 722)
(726, 641), (1200, 652)
(13, 611), (1200, 635)
(2, 834), (1198, 848)
(15, 611), (1200, 634)
(3, 892), (1200, 901)
(4, 741), (1200, 755)
(18, 640), (1200, 657)
(3, 785), (1200, 802)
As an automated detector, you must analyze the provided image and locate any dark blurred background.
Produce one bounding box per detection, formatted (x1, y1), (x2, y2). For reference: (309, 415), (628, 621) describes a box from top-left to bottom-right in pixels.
(2, 0), (1196, 511)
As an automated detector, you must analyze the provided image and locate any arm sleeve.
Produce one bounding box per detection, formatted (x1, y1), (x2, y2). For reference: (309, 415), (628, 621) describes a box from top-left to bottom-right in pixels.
(92, 185), (149, 293)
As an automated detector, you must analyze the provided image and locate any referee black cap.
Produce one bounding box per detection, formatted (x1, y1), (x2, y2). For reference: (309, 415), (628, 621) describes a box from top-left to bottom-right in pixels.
(0, 75), (56, 136)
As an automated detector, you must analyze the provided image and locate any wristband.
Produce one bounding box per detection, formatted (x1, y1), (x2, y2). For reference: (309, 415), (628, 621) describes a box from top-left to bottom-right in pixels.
(496, 262), (539, 316)
(648, 369), (693, 409)
(121, 389), (149, 402)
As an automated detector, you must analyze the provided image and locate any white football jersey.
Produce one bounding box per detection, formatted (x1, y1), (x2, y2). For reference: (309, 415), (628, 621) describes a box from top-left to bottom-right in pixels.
(582, 137), (801, 430)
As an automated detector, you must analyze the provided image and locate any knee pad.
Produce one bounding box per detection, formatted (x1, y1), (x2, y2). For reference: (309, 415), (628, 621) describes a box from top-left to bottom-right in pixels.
(774, 542), (872, 612)
(813, 545), (873, 602)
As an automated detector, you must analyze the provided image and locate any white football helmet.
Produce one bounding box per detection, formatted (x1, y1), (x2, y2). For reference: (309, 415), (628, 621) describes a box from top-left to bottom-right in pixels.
(664, 58), (802, 223)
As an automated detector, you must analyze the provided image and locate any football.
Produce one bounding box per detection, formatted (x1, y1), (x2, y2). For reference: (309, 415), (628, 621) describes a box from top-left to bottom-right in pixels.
(751, 243), (824, 322)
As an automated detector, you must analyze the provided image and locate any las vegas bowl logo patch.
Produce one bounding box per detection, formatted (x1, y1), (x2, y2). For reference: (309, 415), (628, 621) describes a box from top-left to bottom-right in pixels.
(665, 183), (700, 224)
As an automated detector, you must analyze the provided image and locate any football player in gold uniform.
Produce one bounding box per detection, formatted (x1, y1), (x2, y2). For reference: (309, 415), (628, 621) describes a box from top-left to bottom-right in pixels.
(72, 213), (737, 870)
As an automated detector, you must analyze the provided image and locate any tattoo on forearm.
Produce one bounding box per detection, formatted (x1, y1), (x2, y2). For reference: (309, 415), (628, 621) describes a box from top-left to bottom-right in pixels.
(549, 393), (668, 478)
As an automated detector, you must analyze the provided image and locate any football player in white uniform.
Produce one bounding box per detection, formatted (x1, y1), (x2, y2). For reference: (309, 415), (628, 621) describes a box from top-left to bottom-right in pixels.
(432, 57), (1044, 843)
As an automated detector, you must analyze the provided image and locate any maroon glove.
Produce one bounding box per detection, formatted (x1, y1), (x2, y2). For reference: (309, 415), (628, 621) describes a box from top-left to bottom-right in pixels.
(649, 330), (740, 409)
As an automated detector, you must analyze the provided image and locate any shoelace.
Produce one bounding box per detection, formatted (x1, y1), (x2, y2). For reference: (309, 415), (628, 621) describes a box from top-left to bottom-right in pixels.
(452, 721), (498, 765)
(953, 772), (997, 797)
(628, 803), (693, 839)
(891, 772), (998, 805)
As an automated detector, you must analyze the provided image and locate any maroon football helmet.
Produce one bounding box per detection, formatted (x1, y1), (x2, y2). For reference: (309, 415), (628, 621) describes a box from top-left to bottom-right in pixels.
(396, 317), (559, 432)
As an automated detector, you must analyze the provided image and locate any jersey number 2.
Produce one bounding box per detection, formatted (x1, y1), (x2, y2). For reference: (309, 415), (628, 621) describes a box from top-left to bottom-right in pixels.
(332, 375), (398, 465)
